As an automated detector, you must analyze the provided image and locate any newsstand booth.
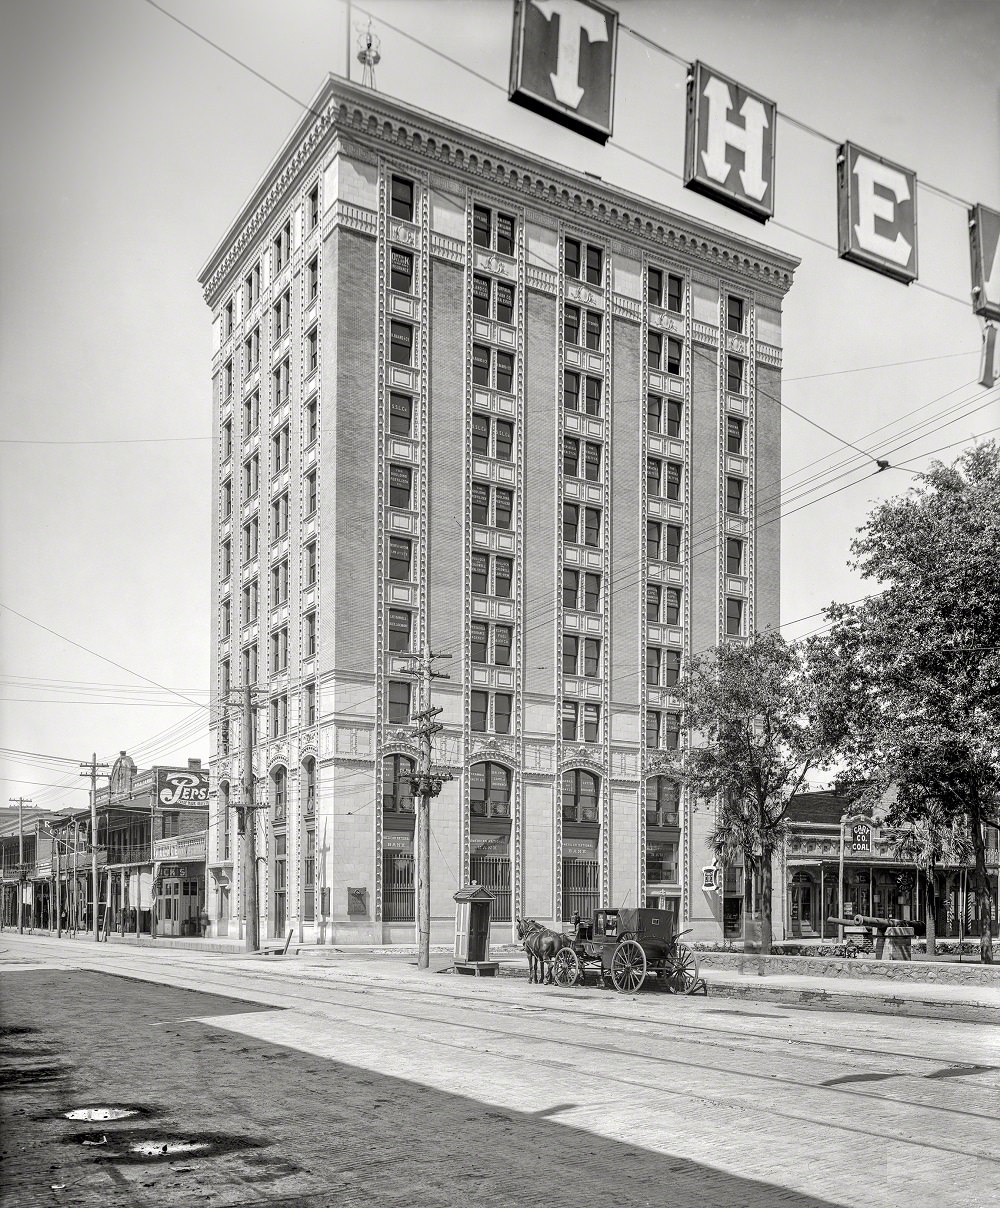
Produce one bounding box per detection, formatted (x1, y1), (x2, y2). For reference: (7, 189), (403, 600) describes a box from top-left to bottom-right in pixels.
(453, 884), (498, 976)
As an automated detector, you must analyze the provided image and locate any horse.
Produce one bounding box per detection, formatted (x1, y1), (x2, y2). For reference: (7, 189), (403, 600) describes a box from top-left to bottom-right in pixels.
(515, 916), (569, 985)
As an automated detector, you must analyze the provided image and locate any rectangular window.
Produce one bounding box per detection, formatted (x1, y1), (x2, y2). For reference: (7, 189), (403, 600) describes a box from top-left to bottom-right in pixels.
(244, 263), (260, 310)
(389, 392), (412, 437)
(308, 255), (319, 302)
(564, 304), (580, 346)
(272, 492), (289, 539)
(273, 358), (290, 404)
(388, 680), (411, 724)
(471, 621), (489, 664)
(306, 327), (318, 373)
(471, 413), (490, 455)
(271, 559), (288, 605)
(583, 506), (601, 548)
(391, 176), (414, 222)
(664, 587), (681, 626)
(494, 625), (512, 667)
(648, 330), (662, 372)
(390, 322), (413, 366)
(665, 462), (682, 501)
(667, 273), (683, 313)
(667, 398), (682, 438)
(472, 344), (490, 386)
(584, 376), (601, 416)
(221, 658), (231, 698)
(495, 351), (514, 394)
(271, 625), (288, 672)
(647, 392), (662, 434)
(243, 389), (259, 434)
(388, 609), (412, 653)
(563, 568), (579, 611)
(272, 425), (289, 472)
(727, 355), (745, 394)
(223, 299), (233, 338)
(646, 710), (660, 749)
(647, 646), (661, 686)
(585, 311), (602, 351)
(726, 477), (744, 515)
(647, 457), (662, 498)
(726, 597), (745, 636)
(564, 371), (580, 412)
(390, 249), (413, 293)
(472, 481), (490, 525)
(305, 469), (317, 515)
(270, 693), (288, 737)
(473, 205), (491, 248)
(583, 572), (601, 613)
(242, 642), (258, 686)
(221, 538), (232, 579)
(584, 442), (601, 481)
(305, 541), (317, 586)
(647, 267), (663, 307)
(242, 454), (258, 497)
(162, 812), (180, 840)
(471, 689), (488, 732)
(222, 419), (232, 460)
(564, 238), (581, 279)
(583, 703), (600, 742)
(666, 337), (682, 376)
(304, 829), (315, 920)
(273, 289), (290, 338)
(245, 326), (260, 370)
(304, 611), (316, 657)
(243, 579), (258, 623)
(496, 282), (514, 324)
(562, 633), (579, 675)
(494, 488), (513, 530)
(563, 436), (580, 478)
(495, 419), (513, 461)
(223, 359), (233, 399)
(728, 295), (745, 333)
(646, 583), (661, 622)
(242, 517), (258, 560)
(496, 213), (515, 256)
(664, 649), (681, 687)
(665, 525), (681, 564)
(473, 275), (491, 317)
(727, 417), (744, 454)
(663, 712), (681, 750)
(495, 556), (512, 599)
(494, 693), (512, 735)
(582, 638), (600, 678)
(305, 681), (316, 726)
(389, 464), (413, 510)
(472, 552), (489, 595)
(561, 700), (578, 741)
(389, 538), (412, 581)
(585, 245), (602, 285)
(726, 538), (744, 576)
(221, 599), (231, 638)
(273, 218), (291, 272)
(308, 183), (319, 230)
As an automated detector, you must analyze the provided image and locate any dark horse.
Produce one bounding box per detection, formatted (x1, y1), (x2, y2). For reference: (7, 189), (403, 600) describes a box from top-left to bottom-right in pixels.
(516, 917), (569, 985)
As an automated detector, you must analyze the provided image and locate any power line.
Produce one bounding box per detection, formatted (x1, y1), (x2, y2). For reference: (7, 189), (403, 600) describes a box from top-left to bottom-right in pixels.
(783, 350), (978, 383)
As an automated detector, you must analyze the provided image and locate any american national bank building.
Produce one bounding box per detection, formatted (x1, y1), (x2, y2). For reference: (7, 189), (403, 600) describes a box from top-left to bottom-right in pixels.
(199, 70), (798, 946)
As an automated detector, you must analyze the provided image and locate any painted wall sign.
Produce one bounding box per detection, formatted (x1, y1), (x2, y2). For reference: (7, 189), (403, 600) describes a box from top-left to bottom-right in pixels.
(850, 823), (872, 855)
(970, 203), (1000, 321)
(837, 142), (918, 283)
(508, 0), (618, 143)
(684, 62), (776, 223)
(156, 768), (210, 808)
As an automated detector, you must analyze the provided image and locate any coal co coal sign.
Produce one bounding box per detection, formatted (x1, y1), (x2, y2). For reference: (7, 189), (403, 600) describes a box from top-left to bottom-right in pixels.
(507, 0), (995, 305)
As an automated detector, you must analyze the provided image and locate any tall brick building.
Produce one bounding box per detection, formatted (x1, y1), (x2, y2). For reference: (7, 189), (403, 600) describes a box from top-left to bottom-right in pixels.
(199, 77), (797, 944)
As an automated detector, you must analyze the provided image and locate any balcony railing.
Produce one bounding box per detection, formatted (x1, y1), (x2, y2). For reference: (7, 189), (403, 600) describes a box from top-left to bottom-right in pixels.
(646, 810), (679, 828)
(104, 844), (151, 866)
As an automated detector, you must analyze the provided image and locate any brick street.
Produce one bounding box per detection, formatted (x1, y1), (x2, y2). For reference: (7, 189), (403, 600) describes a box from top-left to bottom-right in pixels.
(1, 934), (999, 1207)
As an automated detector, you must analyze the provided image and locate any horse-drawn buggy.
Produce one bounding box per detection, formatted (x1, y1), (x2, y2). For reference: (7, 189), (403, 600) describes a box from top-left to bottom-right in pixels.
(518, 907), (701, 994)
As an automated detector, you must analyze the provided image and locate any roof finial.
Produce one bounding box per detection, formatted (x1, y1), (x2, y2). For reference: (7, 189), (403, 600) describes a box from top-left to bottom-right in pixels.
(357, 20), (381, 90)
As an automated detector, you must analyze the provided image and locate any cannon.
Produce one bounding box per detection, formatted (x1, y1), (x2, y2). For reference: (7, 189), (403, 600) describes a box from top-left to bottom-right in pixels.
(826, 914), (913, 960)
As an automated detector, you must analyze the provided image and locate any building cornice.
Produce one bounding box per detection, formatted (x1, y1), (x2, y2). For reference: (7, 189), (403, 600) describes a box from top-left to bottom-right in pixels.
(199, 76), (800, 306)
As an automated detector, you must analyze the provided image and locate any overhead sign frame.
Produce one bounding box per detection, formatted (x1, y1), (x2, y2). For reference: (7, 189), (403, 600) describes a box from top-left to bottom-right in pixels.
(837, 141), (918, 284)
(970, 203), (1000, 321)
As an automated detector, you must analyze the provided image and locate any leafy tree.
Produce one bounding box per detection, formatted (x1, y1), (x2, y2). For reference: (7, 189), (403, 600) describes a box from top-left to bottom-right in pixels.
(890, 808), (971, 956)
(668, 630), (838, 953)
(812, 442), (1000, 962)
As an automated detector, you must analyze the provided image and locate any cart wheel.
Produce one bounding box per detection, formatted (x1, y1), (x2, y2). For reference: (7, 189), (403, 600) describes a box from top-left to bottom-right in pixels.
(668, 942), (700, 994)
(552, 947), (581, 987)
(610, 939), (646, 993)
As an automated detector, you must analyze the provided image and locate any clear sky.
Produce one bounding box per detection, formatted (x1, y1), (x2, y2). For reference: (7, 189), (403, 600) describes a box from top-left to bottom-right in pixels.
(1, 0), (998, 811)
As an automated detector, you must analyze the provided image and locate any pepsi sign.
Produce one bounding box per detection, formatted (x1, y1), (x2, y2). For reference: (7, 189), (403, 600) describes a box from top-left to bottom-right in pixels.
(156, 769), (210, 808)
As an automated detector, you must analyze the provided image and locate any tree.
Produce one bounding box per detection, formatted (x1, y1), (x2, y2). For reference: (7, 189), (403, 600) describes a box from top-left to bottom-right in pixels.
(890, 807), (971, 956)
(812, 442), (1000, 963)
(668, 629), (838, 954)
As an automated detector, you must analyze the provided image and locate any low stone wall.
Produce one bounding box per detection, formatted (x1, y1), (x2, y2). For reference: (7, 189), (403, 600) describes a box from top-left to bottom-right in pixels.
(696, 950), (1000, 986)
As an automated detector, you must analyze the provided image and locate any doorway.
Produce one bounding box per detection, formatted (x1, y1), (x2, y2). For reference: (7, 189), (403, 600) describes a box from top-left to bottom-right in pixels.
(788, 871), (815, 937)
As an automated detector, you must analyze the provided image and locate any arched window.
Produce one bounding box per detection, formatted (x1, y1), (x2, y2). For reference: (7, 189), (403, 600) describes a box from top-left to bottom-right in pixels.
(302, 757), (316, 816)
(382, 755), (415, 814)
(271, 766), (287, 823)
(562, 769), (599, 823)
(647, 777), (680, 826)
(219, 781), (231, 860)
(470, 762), (511, 818)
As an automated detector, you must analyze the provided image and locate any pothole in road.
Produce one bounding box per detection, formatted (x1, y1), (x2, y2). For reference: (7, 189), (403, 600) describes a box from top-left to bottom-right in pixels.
(65, 1108), (138, 1122)
(130, 1140), (209, 1157)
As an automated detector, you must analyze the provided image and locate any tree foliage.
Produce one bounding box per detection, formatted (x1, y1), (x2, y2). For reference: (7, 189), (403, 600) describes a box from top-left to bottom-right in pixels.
(811, 441), (1000, 962)
(669, 629), (838, 953)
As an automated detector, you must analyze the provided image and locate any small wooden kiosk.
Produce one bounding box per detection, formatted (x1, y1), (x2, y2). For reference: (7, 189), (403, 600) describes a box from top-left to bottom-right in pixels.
(453, 884), (499, 977)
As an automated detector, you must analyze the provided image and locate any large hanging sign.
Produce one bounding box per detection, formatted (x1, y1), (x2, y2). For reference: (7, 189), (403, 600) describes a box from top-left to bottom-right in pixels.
(508, 0), (618, 143)
(684, 62), (776, 223)
(837, 142), (918, 284)
(970, 204), (1000, 321)
(156, 768), (210, 808)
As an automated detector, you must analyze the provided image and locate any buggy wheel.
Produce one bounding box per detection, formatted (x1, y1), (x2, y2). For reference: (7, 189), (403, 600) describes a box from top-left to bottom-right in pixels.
(668, 943), (700, 994)
(610, 939), (646, 993)
(552, 947), (581, 987)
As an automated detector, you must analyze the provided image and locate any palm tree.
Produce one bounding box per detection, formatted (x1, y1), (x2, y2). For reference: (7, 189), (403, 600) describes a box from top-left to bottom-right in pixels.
(892, 814), (973, 956)
(706, 795), (785, 948)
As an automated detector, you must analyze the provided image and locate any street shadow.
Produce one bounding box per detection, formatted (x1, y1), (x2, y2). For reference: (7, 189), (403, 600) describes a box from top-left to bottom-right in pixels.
(2, 968), (845, 1208)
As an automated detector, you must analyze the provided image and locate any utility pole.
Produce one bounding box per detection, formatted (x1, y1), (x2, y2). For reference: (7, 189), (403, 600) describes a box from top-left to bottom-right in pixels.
(80, 756), (109, 942)
(9, 797), (30, 934)
(229, 684), (263, 953)
(409, 643), (452, 970)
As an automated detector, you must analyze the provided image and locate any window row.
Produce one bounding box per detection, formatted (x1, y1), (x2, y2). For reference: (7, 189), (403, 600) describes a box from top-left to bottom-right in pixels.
(647, 646), (682, 688)
(562, 700), (600, 743)
(563, 501), (602, 547)
(471, 413), (514, 460)
(471, 482), (514, 530)
(473, 275), (515, 324)
(646, 710), (681, 750)
(562, 634), (601, 678)
(563, 436), (602, 481)
(647, 458), (682, 501)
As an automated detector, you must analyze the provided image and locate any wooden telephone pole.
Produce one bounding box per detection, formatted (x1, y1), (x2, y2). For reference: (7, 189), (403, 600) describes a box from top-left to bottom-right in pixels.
(79, 758), (109, 941)
(408, 643), (452, 970)
(228, 684), (263, 953)
(8, 796), (30, 934)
